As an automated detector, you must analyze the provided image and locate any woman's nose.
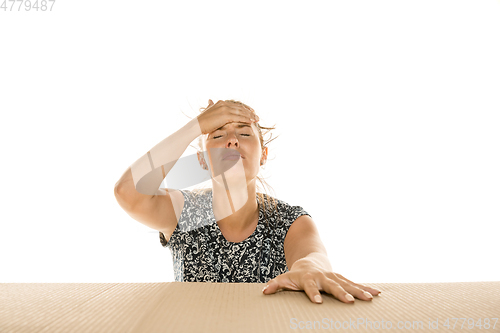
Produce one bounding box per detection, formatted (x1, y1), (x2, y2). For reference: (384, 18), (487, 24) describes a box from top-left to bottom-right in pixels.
(226, 135), (239, 148)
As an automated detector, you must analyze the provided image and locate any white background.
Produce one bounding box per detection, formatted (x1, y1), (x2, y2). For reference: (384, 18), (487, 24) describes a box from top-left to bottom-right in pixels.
(1, 0), (499, 284)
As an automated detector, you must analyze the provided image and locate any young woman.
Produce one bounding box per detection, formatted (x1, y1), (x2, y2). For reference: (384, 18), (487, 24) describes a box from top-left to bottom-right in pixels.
(114, 99), (381, 304)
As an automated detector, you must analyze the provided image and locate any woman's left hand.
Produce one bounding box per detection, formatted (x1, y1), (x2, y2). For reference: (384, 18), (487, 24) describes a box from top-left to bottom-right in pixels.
(262, 262), (381, 304)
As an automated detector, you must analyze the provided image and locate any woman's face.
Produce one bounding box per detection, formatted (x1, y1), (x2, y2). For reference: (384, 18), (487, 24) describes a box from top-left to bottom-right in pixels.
(203, 121), (267, 181)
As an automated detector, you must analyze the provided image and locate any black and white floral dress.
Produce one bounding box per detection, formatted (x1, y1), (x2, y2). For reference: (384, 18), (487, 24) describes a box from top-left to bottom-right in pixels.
(159, 189), (311, 283)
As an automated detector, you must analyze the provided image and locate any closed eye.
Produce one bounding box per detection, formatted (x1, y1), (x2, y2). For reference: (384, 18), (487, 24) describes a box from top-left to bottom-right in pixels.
(213, 134), (250, 139)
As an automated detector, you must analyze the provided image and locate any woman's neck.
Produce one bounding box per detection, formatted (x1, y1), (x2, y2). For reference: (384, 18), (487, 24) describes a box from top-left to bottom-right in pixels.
(211, 178), (259, 234)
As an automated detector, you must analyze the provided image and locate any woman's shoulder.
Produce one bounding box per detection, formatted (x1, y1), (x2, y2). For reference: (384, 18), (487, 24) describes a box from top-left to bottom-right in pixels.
(258, 192), (290, 209)
(259, 193), (311, 225)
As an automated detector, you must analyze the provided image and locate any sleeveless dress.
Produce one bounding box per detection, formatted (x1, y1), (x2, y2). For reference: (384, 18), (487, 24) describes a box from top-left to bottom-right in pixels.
(159, 189), (311, 283)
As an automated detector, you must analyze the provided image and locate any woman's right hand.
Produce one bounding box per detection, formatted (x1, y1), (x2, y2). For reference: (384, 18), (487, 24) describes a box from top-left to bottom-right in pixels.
(197, 99), (259, 135)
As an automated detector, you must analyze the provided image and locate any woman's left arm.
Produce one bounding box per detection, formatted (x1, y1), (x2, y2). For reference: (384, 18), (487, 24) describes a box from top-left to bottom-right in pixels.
(262, 215), (381, 304)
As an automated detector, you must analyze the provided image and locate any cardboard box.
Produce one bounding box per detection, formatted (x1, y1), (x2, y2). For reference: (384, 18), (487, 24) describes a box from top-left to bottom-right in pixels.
(1, 281), (499, 332)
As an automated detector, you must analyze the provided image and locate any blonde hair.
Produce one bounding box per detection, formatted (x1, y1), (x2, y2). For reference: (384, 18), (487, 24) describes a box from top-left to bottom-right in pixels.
(183, 99), (281, 226)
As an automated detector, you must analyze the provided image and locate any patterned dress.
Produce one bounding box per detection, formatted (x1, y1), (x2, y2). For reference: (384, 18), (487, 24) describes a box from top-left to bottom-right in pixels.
(159, 189), (311, 283)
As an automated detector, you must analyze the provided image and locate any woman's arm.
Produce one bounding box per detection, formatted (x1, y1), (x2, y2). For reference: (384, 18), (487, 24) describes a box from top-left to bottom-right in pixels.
(265, 215), (381, 304)
(114, 117), (202, 201)
(284, 215), (330, 271)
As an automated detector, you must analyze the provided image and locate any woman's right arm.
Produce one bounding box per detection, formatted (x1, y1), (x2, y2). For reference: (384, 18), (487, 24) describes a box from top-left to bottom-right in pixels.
(114, 117), (202, 199)
(113, 100), (257, 234)
(113, 116), (202, 234)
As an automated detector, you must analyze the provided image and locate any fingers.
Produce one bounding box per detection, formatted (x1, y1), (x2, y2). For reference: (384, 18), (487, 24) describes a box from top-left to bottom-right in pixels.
(243, 107), (259, 122)
(338, 283), (374, 302)
(300, 275), (358, 304)
(262, 279), (282, 294)
(210, 99), (259, 123)
(307, 275), (375, 304)
(263, 274), (376, 305)
(237, 104), (257, 119)
(206, 99), (215, 111)
(263, 271), (381, 305)
(333, 273), (382, 296)
(319, 278), (356, 303)
(301, 278), (324, 304)
(262, 281), (274, 294)
(232, 109), (258, 125)
(227, 101), (259, 122)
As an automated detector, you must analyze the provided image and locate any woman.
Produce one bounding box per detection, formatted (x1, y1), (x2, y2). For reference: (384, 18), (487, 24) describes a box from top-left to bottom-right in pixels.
(114, 99), (381, 304)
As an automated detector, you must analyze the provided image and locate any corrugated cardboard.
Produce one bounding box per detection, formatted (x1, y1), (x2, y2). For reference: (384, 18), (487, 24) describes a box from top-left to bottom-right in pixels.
(1, 281), (499, 332)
